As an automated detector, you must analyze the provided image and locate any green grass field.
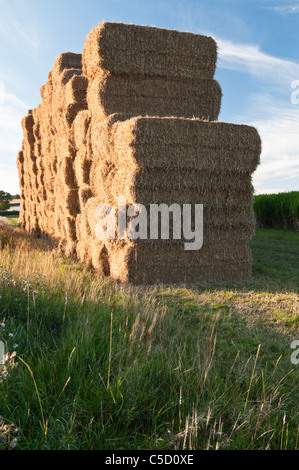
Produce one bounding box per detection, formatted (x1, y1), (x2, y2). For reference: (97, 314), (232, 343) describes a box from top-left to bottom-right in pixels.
(6, 217), (19, 227)
(0, 225), (298, 450)
(0, 216), (18, 227)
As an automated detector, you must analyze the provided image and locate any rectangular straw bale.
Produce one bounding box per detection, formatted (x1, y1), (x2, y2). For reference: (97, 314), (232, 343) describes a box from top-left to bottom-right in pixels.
(64, 216), (77, 241)
(73, 110), (91, 149)
(111, 117), (261, 173)
(21, 113), (35, 146)
(88, 75), (222, 121)
(82, 196), (255, 247)
(76, 240), (93, 265)
(16, 150), (24, 175)
(78, 184), (93, 211)
(40, 137), (53, 155)
(55, 187), (80, 217)
(110, 166), (254, 194)
(74, 154), (91, 186)
(90, 241), (110, 275)
(65, 102), (88, 127)
(52, 53), (82, 80)
(34, 141), (42, 158)
(18, 200), (26, 228)
(83, 22), (217, 80)
(87, 118), (114, 198)
(57, 156), (77, 188)
(65, 75), (88, 105)
(84, 197), (107, 234)
(109, 175), (255, 208)
(40, 84), (46, 101)
(107, 239), (252, 284)
(54, 137), (76, 160)
(58, 68), (82, 87)
(32, 110), (41, 141)
(37, 185), (47, 203)
(59, 240), (77, 258)
(54, 212), (66, 239)
(76, 213), (92, 241)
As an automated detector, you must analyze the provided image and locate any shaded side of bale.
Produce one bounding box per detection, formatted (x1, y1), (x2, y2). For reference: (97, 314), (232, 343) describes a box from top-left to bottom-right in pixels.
(72, 110), (92, 212)
(19, 110), (41, 237)
(16, 150), (25, 228)
(49, 53), (89, 254)
(17, 50), (89, 251)
(107, 239), (252, 285)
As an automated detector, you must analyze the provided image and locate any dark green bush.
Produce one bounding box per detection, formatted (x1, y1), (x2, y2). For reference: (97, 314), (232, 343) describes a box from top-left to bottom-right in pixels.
(0, 211), (19, 217)
(254, 192), (299, 229)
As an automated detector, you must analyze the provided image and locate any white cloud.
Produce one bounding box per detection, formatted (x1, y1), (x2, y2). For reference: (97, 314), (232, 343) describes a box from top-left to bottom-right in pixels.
(215, 36), (299, 194)
(217, 37), (299, 84)
(274, 5), (299, 13)
(248, 100), (299, 193)
(0, 167), (20, 195)
(263, 1), (299, 14)
(0, 90), (27, 194)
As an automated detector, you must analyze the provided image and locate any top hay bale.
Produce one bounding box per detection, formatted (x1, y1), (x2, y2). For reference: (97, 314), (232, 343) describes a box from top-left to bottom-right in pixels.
(83, 22), (217, 80)
(52, 52), (82, 79)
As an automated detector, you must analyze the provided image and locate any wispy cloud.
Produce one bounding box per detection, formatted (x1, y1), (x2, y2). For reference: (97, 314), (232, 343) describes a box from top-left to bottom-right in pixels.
(0, 3), (40, 60)
(244, 96), (299, 193)
(263, 1), (299, 14)
(216, 35), (299, 193)
(217, 37), (299, 84)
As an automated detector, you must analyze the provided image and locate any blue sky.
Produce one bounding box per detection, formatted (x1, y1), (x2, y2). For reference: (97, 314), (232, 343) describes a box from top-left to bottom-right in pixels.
(0, 0), (298, 195)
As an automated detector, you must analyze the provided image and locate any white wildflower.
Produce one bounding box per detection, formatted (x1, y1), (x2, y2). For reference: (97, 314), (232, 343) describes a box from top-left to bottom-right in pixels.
(10, 438), (17, 449)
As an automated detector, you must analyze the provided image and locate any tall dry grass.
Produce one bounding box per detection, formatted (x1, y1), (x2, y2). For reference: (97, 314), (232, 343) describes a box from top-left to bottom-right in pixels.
(0, 224), (298, 449)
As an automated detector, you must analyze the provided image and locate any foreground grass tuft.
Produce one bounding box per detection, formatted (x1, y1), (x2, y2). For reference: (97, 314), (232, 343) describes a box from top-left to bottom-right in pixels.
(0, 225), (298, 450)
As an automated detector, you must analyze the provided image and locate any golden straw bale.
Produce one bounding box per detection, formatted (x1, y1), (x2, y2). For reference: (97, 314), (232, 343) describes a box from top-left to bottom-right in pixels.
(73, 110), (91, 149)
(107, 239), (252, 284)
(87, 75), (222, 120)
(52, 53), (82, 80)
(65, 75), (88, 105)
(83, 22), (217, 80)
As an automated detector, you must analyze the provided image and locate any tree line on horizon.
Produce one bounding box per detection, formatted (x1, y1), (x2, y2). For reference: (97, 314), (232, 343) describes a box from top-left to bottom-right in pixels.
(0, 191), (20, 212)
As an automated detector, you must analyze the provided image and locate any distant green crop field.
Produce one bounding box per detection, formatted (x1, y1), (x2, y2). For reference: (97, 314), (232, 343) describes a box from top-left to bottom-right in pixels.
(254, 191), (299, 230)
(0, 224), (298, 450)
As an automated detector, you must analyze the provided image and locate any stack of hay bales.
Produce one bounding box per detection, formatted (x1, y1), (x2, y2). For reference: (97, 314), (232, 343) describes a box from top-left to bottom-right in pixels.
(18, 52), (88, 256)
(78, 22), (261, 283)
(78, 22), (221, 278)
(17, 22), (261, 285)
(17, 111), (40, 236)
(50, 53), (88, 257)
(105, 117), (260, 283)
